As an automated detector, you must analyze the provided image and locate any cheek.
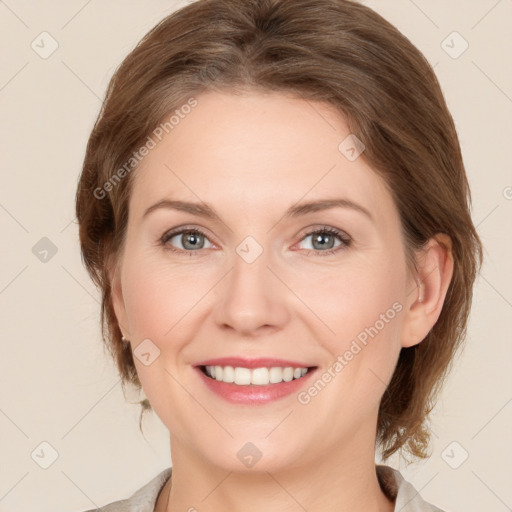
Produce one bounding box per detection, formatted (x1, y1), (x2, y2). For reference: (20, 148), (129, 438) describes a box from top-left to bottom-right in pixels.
(301, 267), (405, 420)
(121, 251), (202, 338)
(121, 254), (202, 428)
(300, 255), (405, 345)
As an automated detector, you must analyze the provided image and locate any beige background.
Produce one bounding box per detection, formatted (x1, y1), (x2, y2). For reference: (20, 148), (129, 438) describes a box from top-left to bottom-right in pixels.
(0, 1), (511, 511)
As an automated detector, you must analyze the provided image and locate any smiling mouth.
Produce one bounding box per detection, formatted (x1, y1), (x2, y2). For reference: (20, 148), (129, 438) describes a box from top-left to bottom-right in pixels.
(199, 365), (317, 386)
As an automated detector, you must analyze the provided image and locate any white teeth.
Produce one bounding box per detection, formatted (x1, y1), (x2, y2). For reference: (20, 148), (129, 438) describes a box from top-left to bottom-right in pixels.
(282, 367), (293, 382)
(269, 367), (283, 384)
(251, 367), (269, 385)
(204, 365), (311, 385)
(234, 367), (251, 385)
(222, 365), (234, 383)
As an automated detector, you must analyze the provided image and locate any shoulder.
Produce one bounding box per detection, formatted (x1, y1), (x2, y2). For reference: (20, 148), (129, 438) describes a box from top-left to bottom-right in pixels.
(79, 467), (172, 512)
(376, 464), (448, 512)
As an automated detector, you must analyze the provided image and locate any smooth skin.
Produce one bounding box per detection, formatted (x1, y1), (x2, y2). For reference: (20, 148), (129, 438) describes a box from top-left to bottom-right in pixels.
(110, 90), (454, 512)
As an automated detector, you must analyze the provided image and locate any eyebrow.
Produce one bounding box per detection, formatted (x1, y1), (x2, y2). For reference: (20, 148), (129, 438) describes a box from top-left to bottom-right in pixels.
(142, 198), (374, 223)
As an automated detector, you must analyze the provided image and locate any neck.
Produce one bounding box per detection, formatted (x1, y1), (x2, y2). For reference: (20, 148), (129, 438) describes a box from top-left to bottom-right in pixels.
(161, 428), (395, 512)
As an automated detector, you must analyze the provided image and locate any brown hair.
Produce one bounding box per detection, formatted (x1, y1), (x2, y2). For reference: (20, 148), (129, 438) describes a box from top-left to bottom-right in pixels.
(75, 0), (483, 462)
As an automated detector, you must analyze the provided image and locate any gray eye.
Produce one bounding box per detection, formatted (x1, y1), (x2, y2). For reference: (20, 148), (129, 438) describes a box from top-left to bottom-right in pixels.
(298, 230), (345, 252)
(164, 229), (213, 251)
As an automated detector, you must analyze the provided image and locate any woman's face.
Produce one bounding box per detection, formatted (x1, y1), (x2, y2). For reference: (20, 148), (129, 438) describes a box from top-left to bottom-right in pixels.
(111, 90), (418, 472)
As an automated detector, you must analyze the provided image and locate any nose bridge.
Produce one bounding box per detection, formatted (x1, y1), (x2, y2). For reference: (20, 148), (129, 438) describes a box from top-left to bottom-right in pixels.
(233, 235), (270, 286)
(213, 233), (288, 334)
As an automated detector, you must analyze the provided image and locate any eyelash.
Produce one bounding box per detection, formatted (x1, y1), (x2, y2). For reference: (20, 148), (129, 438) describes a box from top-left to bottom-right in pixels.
(160, 225), (352, 257)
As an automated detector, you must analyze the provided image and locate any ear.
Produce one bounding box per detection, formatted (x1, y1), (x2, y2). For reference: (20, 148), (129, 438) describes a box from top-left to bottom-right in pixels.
(401, 234), (454, 348)
(108, 258), (130, 340)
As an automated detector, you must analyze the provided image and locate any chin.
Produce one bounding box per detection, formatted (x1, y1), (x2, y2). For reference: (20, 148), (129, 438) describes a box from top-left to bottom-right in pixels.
(198, 437), (305, 475)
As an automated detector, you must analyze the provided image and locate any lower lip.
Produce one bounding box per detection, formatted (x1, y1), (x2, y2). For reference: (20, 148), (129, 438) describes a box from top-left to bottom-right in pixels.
(195, 367), (317, 405)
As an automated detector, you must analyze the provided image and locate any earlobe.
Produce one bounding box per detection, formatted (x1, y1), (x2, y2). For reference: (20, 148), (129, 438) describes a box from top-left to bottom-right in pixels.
(401, 234), (454, 348)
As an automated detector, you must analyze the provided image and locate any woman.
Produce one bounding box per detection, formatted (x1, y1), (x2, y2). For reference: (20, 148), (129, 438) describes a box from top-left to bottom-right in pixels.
(75, 0), (483, 510)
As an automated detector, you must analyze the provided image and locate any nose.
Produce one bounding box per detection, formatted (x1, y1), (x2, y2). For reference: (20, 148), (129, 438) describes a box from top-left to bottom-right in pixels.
(212, 246), (290, 337)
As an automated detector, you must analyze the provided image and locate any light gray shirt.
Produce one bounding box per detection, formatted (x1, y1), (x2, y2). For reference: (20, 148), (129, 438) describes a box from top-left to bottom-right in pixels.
(81, 464), (446, 511)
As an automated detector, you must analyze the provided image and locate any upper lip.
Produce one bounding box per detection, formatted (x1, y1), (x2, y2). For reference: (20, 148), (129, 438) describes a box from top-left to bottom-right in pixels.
(194, 357), (316, 369)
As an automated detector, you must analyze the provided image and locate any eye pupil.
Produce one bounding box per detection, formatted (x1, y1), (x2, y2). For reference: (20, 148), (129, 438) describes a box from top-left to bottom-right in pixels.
(312, 232), (335, 250)
(182, 231), (203, 250)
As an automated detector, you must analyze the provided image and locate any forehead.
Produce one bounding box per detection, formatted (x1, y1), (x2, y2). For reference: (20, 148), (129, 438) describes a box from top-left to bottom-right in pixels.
(129, 90), (397, 227)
